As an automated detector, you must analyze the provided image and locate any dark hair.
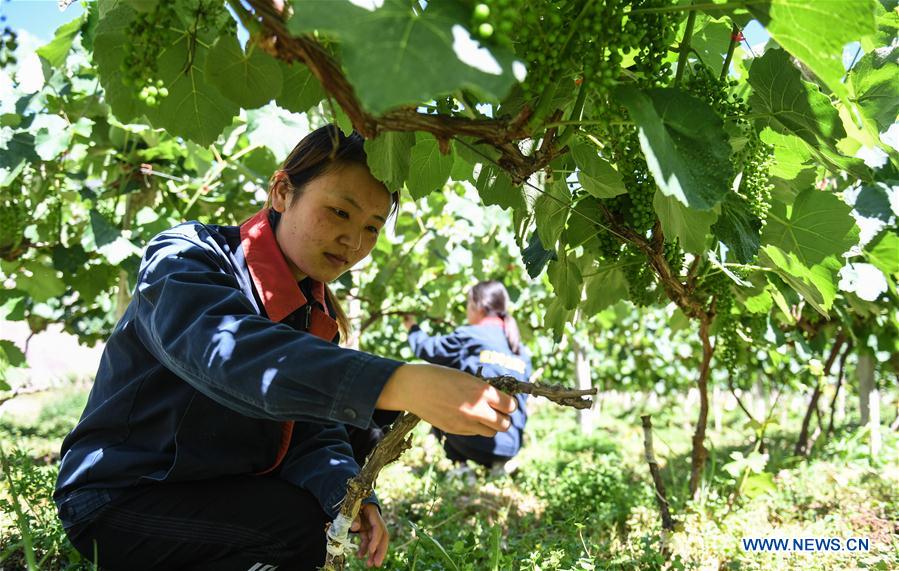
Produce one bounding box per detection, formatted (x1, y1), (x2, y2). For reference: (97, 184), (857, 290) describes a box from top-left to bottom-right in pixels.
(268, 124), (400, 214)
(267, 125), (400, 343)
(468, 280), (521, 354)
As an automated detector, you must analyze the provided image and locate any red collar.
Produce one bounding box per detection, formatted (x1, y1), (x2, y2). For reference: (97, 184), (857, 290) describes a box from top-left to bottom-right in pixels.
(239, 209), (330, 324)
(477, 316), (506, 328)
(241, 208), (338, 476)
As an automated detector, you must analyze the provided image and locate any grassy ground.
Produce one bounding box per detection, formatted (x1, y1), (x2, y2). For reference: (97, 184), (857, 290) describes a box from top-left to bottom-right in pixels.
(1, 385), (897, 570)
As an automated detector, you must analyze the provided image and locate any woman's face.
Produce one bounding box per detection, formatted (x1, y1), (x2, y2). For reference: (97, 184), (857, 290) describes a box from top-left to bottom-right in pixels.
(271, 162), (392, 283)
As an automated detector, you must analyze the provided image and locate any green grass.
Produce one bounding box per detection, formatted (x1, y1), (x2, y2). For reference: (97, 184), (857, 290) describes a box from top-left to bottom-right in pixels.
(1, 385), (897, 570)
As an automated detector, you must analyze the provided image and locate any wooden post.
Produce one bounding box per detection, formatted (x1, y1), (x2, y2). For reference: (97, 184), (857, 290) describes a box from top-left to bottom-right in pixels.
(641, 415), (675, 534)
(574, 336), (594, 433)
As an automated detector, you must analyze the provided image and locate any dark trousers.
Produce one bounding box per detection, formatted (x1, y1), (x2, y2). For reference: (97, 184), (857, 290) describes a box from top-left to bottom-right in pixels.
(431, 428), (511, 468)
(66, 422), (392, 571)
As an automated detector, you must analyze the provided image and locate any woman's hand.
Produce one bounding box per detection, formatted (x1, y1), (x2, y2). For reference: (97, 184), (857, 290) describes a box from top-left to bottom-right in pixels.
(351, 503), (389, 567)
(377, 364), (517, 436)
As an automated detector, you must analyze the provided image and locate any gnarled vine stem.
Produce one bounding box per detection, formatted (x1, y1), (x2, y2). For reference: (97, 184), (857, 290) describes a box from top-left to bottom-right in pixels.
(322, 376), (597, 570)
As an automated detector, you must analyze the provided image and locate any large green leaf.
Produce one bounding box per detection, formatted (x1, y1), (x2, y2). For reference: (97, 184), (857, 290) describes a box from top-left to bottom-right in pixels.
(91, 6), (143, 122)
(711, 192), (762, 263)
(143, 31), (239, 146)
(205, 36), (283, 109)
(37, 16), (83, 68)
(276, 61), (326, 114)
(692, 20), (733, 70)
(760, 246), (839, 315)
(365, 131), (415, 190)
(548, 250), (583, 311)
(570, 141), (626, 199)
(474, 164), (524, 211)
(866, 230), (899, 276)
(583, 265), (628, 315)
(752, 0), (878, 103)
(522, 232), (555, 278)
(288, 0), (520, 113)
(617, 86), (733, 210)
(543, 296), (573, 343)
(93, 5), (237, 144)
(19, 260), (66, 303)
(653, 190), (718, 253)
(406, 133), (454, 200)
(759, 128), (814, 182)
(849, 45), (899, 132)
(762, 190), (859, 266)
(534, 179), (571, 250)
(748, 49), (846, 150)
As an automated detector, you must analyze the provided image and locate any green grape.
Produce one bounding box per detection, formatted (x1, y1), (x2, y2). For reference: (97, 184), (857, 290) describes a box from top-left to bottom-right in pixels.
(0, 194), (28, 250)
(474, 3), (490, 21)
(664, 238), (684, 277)
(685, 68), (774, 226)
(623, 247), (658, 307)
(121, 3), (178, 104)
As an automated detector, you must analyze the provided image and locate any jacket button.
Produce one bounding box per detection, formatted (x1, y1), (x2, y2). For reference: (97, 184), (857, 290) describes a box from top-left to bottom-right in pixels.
(343, 407), (357, 420)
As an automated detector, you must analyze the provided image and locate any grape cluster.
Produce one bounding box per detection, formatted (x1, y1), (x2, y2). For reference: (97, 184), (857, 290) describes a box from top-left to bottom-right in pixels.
(623, 247), (658, 307)
(604, 126), (656, 233)
(0, 26), (16, 67)
(702, 271), (741, 371)
(664, 238), (684, 277)
(511, 0), (677, 99)
(470, 0), (523, 47)
(685, 69), (774, 225)
(0, 192), (27, 251)
(627, 0), (678, 86)
(121, 3), (178, 106)
(737, 137), (774, 224)
(595, 225), (621, 261)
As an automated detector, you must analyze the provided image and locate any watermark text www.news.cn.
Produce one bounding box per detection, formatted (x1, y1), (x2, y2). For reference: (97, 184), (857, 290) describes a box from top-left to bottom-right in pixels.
(741, 537), (870, 552)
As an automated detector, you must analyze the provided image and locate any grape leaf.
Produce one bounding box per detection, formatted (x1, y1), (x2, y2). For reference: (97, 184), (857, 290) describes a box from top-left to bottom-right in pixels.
(522, 232), (555, 278)
(849, 45), (899, 132)
(548, 250), (583, 310)
(287, 0), (520, 114)
(534, 179), (571, 249)
(748, 48), (868, 179)
(406, 133), (453, 200)
(143, 31), (238, 146)
(276, 61), (326, 114)
(583, 265), (628, 315)
(760, 246), (839, 315)
(762, 190), (859, 266)
(711, 193), (762, 263)
(617, 86), (733, 211)
(365, 131), (415, 190)
(571, 141), (626, 199)
(205, 35), (283, 109)
(653, 190), (719, 253)
(37, 15), (83, 68)
(751, 0), (877, 104)
(474, 164), (524, 211)
(866, 230), (899, 276)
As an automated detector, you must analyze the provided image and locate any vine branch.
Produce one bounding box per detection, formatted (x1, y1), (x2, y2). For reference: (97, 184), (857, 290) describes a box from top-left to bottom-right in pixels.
(322, 375), (597, 569)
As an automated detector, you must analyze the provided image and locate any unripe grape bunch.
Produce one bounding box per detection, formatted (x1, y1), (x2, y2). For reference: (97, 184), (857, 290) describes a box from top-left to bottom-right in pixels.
(121, 3), (178, 107)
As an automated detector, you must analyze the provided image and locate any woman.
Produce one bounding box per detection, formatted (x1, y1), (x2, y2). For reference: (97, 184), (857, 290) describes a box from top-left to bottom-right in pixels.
(403, 280), (531, 471)
(54, 126), (518, 570)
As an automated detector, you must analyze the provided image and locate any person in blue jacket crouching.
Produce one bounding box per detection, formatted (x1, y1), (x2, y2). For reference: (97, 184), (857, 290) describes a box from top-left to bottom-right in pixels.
(53, 126), (519, 571)
(403, 281), (532, 472)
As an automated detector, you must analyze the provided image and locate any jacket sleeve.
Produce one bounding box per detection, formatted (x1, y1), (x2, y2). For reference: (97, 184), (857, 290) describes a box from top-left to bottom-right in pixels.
(407, 326), (465, 368)
(277, 422), (377, 519)
(132, 230), (402, 428)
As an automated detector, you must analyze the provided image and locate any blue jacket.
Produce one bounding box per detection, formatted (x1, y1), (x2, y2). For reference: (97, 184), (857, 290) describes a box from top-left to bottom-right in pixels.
(54, 209), (402, 526)
(408, 319), (531, 458)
